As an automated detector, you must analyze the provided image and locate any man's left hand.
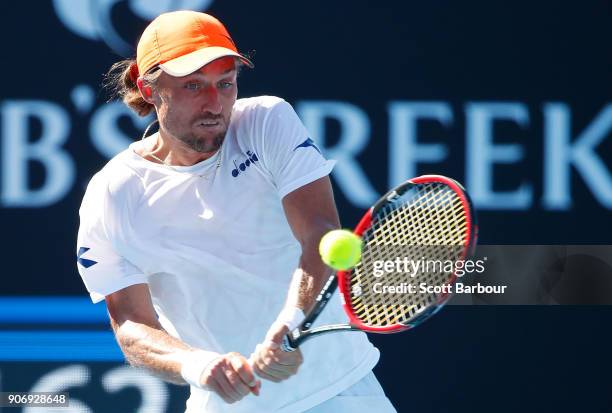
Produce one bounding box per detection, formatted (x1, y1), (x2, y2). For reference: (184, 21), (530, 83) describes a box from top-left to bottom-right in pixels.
(251, 322), (303, 382)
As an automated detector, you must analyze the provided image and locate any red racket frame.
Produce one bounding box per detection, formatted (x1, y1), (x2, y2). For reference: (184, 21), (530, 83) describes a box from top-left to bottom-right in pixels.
(336, 175), (477, 333)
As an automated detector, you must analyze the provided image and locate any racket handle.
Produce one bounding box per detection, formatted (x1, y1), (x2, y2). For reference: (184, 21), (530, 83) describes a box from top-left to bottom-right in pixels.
(280, 334), (297, 352)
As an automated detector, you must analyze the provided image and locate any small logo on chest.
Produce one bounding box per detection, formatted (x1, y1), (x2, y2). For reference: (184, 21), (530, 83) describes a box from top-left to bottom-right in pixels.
(231, 151), (259, 177)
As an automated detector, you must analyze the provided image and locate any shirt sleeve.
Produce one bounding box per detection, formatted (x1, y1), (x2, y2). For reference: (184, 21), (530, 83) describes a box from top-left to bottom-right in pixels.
(260, 99), (336, 198)
(76, 172), (147, 303)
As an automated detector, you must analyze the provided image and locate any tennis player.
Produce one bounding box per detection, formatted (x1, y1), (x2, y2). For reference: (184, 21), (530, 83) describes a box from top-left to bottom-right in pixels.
(76, 10), (396, 413)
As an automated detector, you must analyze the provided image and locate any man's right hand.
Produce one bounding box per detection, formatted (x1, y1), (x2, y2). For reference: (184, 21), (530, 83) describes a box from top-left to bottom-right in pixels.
(201, 352), (261, 404)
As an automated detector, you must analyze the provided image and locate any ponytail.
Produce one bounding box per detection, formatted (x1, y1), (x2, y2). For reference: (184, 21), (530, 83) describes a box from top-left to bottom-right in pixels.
(104, 59), (158, 117)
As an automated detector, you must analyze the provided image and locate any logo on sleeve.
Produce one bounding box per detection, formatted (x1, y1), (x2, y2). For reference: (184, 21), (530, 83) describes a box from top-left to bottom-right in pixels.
(294, 137), (321, 154)
(77, 247), (98, 268)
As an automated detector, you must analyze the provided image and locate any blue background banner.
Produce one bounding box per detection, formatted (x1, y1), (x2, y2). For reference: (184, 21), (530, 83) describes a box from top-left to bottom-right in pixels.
(0, 1), (610, 412)
(1, 0), (610, 293)
(0, 299), (610, 412)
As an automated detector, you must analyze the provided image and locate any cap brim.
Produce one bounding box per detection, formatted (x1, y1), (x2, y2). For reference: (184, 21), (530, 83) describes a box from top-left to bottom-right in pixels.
(159, 46), (254, 77)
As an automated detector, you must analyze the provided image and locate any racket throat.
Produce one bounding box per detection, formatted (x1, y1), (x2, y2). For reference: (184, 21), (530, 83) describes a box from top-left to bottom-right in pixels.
(290, 324), (360, 348)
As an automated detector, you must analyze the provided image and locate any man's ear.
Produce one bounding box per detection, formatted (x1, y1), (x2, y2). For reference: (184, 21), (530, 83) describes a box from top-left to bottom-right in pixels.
(136, 78), (153, 102)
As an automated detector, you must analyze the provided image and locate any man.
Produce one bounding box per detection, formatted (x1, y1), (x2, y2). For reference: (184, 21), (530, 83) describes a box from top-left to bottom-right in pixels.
(77, 10), (396, 413)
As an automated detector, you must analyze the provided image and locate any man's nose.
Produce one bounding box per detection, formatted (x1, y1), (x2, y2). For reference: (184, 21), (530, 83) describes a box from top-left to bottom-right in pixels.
(201, 85), (222, 114)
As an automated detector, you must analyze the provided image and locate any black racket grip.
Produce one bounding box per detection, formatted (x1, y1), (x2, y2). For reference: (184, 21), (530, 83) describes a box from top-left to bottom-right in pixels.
(281, 334), (298, 352)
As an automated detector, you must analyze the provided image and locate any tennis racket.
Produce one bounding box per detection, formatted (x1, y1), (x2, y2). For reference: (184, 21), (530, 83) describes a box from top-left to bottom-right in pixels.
(282, 174), (477, 351)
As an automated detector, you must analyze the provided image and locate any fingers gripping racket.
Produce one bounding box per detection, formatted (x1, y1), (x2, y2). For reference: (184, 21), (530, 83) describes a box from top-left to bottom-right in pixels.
(281, 175), (477, 352)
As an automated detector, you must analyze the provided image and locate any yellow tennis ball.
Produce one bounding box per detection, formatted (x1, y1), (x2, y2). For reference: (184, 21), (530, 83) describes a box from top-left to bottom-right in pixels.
(319, 229), (362, 270)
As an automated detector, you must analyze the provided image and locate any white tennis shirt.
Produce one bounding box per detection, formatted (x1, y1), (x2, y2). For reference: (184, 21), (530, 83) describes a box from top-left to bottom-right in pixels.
(76, 96), (379, 413)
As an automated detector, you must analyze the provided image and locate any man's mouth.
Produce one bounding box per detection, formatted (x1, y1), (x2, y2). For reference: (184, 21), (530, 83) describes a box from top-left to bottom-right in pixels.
(198, 120), (221, 127)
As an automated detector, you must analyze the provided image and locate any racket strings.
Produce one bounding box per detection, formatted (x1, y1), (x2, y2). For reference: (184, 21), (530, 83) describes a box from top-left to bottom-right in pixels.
(349, 183), (468, 327)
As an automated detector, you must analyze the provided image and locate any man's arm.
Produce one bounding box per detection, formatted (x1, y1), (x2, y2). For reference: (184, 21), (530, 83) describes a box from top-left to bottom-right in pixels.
(106, 283), (261, 403)
(251, 176), (340, 382)
(281, 176), (340, 312)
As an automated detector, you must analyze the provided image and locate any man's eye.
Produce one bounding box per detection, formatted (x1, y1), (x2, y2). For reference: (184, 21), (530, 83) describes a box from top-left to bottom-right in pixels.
(218, 81), (233, 89)
(185, 82), (200, 90)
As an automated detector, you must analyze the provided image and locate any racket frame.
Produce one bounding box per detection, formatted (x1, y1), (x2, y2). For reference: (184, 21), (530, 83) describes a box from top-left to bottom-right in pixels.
(282, 174), (477, 351)
(337, 174), (477, 333)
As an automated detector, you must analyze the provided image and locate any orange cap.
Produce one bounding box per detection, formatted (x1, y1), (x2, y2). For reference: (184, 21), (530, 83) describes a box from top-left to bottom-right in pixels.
(135, 10), (253, 78)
